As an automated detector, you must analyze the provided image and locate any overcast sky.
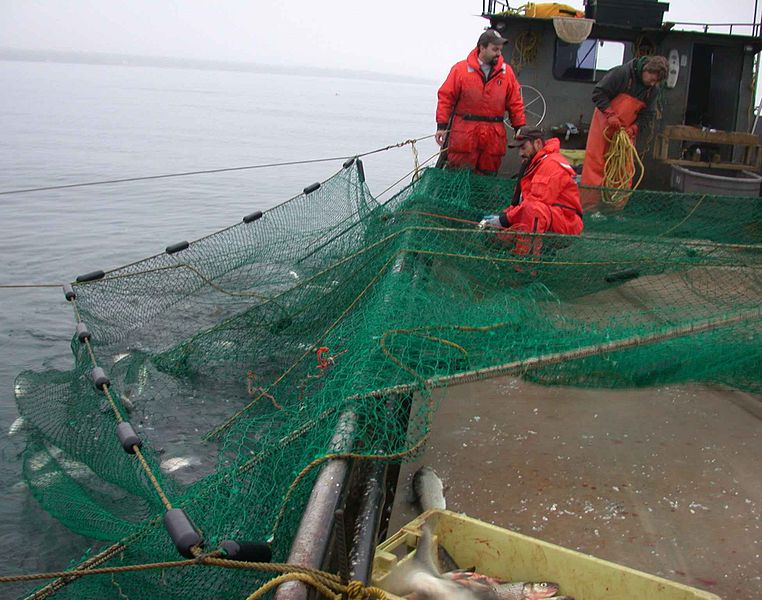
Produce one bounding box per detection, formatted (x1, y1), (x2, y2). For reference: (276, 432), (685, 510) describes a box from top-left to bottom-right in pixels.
(0, 0), (760, 80)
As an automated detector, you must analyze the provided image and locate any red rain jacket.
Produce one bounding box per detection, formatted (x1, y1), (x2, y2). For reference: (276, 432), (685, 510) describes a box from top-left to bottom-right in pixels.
(437, 48), (525, 173)
(504, 138), (583, 236)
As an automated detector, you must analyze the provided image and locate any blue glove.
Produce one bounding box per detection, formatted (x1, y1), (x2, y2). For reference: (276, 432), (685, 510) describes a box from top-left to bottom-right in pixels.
(479, 214), (503, 228)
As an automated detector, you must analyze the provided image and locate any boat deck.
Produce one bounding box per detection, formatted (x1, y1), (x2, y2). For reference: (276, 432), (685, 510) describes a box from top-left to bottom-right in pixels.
(387, 378), (762, 599)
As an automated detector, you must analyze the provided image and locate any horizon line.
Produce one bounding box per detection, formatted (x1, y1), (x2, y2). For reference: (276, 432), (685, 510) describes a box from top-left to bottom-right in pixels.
(0, 46), (437, 85)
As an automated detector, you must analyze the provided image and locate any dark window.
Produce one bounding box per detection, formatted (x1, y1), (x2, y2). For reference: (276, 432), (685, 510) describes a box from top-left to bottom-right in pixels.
(554, 39), (632, 82)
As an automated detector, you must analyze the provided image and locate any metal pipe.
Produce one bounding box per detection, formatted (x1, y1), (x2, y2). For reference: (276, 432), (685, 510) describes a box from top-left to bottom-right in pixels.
(349, 392), (412, 584)
(273, 411), (356, 600)
(349, 460), (388, 584)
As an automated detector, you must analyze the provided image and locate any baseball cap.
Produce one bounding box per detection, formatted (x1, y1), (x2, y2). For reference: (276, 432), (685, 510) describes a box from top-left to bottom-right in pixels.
(478, 29), (508, 46)
(508, 126), (545, 147)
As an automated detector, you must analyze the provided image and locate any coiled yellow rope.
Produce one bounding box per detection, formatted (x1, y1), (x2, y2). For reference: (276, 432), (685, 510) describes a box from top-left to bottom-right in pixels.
(511, 30), (539, 72)
(602, 128), (644, 208)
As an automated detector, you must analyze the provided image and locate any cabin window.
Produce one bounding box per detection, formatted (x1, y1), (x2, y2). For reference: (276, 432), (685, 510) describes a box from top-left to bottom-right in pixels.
(553, 39), (632, 82)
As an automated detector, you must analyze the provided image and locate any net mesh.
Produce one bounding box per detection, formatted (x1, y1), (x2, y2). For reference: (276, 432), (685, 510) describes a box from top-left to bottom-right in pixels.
(13, 162), (762, 598)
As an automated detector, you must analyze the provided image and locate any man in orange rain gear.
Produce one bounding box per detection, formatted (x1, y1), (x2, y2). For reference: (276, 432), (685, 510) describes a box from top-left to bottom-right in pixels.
(435, 29), (526, 175)
(480, 127), (583, 255)
(580, 55), (668, 208)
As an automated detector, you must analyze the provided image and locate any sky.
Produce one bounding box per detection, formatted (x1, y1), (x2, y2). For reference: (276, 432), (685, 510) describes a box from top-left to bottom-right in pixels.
(0, 0), (760, 81)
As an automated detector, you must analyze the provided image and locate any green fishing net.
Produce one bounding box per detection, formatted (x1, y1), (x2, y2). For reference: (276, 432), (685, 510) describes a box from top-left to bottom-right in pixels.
(13, 162), (761, 598)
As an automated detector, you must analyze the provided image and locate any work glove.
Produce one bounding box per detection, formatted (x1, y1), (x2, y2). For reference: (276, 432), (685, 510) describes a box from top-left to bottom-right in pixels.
(625, 123), (638, 138)
(605, 111), (623, 130)
(479, 214), (503, 229)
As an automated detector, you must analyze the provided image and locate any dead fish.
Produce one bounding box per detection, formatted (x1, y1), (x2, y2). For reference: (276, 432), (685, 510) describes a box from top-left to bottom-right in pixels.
(27, 451), (51, 472)
(381, 516), (567, 599)
(14, 381), (28, 399)
(120, 389), (135, 414)
(412, 466), (446, 513)
(382, 524), (487, 599)
(160, 456), (201, 473)
(446, 571), (562, 600)
(437, 543), (461, 574)
(113, 352), (131, 364)
(10, 481), (28, 493)
(8, 416), (25, 436)
(495, 582), (561, 600)
(136, 364), (148, 396)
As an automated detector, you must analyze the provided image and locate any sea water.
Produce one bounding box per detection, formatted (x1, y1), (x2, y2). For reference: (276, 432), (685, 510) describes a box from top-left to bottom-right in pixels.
(0, 59), (438, 593)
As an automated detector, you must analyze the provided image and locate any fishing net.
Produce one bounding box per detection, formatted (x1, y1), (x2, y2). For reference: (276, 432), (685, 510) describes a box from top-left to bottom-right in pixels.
(12, 161), (761, 598)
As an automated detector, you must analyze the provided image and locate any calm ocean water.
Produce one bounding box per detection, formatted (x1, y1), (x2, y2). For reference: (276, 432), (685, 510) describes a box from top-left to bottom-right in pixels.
(0, 59), (438, 592)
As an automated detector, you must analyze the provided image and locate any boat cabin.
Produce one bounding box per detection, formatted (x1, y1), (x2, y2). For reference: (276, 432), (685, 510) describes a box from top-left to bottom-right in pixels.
(481, 0), (762, 189)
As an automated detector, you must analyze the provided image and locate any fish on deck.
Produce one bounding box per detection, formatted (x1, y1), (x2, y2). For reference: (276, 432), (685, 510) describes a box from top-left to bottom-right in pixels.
(380, 522), (566, 600)
(412, 466), (446, 513)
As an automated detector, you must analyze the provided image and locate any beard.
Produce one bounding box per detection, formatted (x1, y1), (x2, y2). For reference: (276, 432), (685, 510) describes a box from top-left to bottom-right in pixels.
(520, 148), (537, 164)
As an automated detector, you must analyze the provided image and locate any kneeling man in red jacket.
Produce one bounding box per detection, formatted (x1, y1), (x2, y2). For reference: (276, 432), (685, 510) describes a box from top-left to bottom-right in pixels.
(480, 127), (583, 254)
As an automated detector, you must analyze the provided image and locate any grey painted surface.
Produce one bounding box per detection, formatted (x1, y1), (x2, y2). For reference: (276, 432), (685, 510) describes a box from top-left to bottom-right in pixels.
(489, 16), (760, 190)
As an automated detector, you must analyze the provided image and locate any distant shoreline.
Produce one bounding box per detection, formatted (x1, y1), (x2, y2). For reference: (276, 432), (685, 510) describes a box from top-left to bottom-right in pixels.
(0, 47), (435, 85)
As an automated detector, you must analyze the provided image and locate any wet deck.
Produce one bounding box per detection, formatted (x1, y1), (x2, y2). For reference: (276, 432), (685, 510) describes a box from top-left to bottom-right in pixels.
(387, 378), (762, 599)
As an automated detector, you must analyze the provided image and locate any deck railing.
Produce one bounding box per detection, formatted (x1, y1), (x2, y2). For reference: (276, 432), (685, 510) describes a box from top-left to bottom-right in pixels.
(667, 21), (761, 37)
(482, 0), (509, 16)
(481, 1), (762, 37)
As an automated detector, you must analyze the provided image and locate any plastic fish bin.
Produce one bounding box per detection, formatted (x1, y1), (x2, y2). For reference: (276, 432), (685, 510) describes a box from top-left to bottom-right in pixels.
(670, 164), (762, 196)
(372, 509), (720, 600)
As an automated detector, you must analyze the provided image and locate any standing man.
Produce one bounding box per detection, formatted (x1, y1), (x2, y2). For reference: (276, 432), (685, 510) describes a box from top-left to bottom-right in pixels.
(480, 127), (583, 254)
(580, 55), (668, 206)
(435, 29), (526, 175)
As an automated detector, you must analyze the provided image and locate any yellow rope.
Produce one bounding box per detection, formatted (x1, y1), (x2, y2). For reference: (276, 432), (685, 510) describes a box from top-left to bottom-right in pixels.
(133, 446), (174, 511)
(244, 572), (339, 599)
(657, 195), (707, 237)
(346, 580), (389, 599)
(269, 431), (433, 541)
(0, 555), (210, 583)
(242, 573), (388, 600)
(380, 329), (468, 378)
(4, 552), (388, 599)
(511, 30), (539, 72)
(71, 301), (177, 513)
(602, 128), (644, 208)
(634, 35), (656, 58)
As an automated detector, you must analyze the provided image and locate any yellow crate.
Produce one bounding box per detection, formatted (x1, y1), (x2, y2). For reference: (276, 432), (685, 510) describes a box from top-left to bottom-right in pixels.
(560, 148), (586, 167)
(372, 510), (719, 600)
